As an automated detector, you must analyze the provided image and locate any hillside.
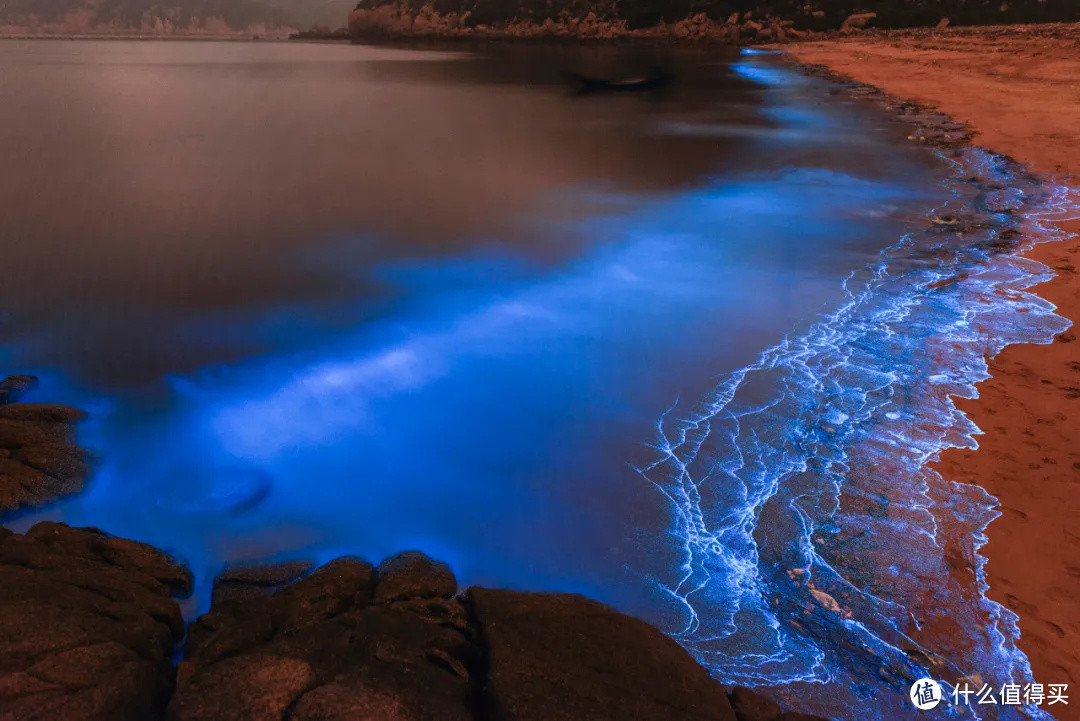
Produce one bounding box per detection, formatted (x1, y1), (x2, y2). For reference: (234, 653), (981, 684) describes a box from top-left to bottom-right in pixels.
(0, 0), (354, 34)
(348, 0), (1080, 39)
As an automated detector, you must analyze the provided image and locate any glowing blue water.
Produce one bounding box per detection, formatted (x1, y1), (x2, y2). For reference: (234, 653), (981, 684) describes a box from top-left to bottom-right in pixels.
(4, 47), (1075, 719)
(634, 152), (1077, 719)
(629, 58), (1079, 720)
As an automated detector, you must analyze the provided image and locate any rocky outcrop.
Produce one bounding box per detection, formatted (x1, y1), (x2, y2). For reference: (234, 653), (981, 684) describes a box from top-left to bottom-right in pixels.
(167, 552), (831, 720)
(0, 522), (192, 721)
(0, 524), (831, 720)
(169, 552), (473, 721)
(469, 587), (736, 720)
(210, 559), (315, 605)
(0, 375), (90, 516)
(374, 550), (457, 602)
(728, 685), (830, 721)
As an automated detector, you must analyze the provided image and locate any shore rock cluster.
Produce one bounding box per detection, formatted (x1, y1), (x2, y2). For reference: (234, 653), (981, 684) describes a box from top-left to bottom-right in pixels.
(345, 0), (1079, 42)
(0, 519), (830, 720)
(0, 375), (89, 516)
(0, 522), (193, 721)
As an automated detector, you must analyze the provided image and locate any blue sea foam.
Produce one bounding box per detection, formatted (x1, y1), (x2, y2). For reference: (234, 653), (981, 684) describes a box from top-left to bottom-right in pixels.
(633, 147), (1078, 720)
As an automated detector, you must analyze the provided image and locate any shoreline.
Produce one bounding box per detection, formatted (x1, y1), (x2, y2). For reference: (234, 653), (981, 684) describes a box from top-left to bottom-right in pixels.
(783, 24), (1080, 692)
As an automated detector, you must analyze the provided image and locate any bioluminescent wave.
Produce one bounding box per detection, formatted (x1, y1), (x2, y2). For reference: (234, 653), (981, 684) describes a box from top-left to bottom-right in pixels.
(633, 141), (1077, 719)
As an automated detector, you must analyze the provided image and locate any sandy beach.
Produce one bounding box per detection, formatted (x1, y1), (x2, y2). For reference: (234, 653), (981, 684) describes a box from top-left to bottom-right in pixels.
(786, 24), (1080, 693)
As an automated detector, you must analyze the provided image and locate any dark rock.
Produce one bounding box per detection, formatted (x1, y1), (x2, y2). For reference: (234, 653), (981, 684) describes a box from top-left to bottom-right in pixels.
(166, 655), (316, 721)
(24, 521), (193, 596)
(172, 554), (470, 721)
(0, 403), (85, 424)
(209, 580), (270, 607)
(211, 559), (314, 605)
(183, 603), (278, 671)
(467, 587), (738, 721)
(841, 11), (876, 29)
(275, 557), (376, 633)
(218, 560), (315, 586)
(730, 685), (783, 721)
(0, 375), (39, 404)
(289, 679), (418, 719)
(374, 550), (457, 602)
(0, 523), (190, 721)
(0, 401), (89, 517)
(180, 566), (789, 720)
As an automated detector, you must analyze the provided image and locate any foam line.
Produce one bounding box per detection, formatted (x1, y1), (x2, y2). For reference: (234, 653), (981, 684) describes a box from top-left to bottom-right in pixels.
(634, 146), (1077, 719)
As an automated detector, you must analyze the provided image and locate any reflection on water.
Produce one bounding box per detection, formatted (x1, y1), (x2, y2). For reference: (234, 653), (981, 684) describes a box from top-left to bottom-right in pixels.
(0, 40), (1061, 720)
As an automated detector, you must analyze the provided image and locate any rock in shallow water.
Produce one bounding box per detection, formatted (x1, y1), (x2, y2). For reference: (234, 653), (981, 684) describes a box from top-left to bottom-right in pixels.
(211, 559), (315, 605)
(729, 685), (783, 721)
(172, 552), (473, 721)
(374, 549), (458, 602)
(1, 525), (830, 720)
(168, 553), (824, 721)
(0, 399), (90, 517)
(0, 522), (191, 721)
(469, 587), (738, 721)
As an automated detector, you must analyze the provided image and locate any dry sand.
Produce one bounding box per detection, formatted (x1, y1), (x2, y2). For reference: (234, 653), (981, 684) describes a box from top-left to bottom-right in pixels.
(785, 24), (1080, 692)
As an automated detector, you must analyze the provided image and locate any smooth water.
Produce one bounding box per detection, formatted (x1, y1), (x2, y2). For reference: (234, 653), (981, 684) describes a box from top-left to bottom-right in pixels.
(0, 39), (1067, 719)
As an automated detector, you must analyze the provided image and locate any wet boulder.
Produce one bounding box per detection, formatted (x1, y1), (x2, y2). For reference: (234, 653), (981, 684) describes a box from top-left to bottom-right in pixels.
(374, 550), (458, 602)
(0, 523), (191, 721)
(729, 685), (783, 721)
(168, 655), (317, 721)
(171, 552), (828, 721)
(0, 400), (89, 516)
(211, 559), (315, 605)
(171, 554), (475, 721)
(467, 588), (738, 721)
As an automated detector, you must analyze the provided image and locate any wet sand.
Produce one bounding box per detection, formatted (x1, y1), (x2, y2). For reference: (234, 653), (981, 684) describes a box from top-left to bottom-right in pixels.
(785, 24), (1080, 691)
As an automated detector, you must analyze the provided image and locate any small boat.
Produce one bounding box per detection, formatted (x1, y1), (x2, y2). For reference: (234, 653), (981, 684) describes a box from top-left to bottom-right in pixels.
(564, 68), (674, 95)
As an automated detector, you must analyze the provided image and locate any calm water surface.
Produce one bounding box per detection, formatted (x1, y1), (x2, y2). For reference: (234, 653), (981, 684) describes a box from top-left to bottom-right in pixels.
(0, 39), (1055, 719)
